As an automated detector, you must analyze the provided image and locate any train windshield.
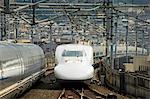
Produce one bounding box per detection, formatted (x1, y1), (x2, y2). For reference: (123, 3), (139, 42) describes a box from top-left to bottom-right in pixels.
(62, 50), (83, 57)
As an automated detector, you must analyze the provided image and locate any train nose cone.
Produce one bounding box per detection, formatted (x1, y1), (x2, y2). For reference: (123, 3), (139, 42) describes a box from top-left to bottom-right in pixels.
(54, 63), (94, 80)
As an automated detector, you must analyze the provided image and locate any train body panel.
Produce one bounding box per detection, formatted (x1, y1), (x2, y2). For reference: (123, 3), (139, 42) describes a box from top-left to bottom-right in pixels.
(0, 42), (45, 80)
(93, 45), (148, 63)
(55, 63), (94, 80)
(54, 44), (94, 80)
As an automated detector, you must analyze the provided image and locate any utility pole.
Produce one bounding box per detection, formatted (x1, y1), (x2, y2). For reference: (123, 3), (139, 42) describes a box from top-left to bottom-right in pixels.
(32, 0), (36, 26)
(122, 18), (129, 63)
(106, 0), (109, 57)
(1, 13), (5, 41)
(103, 0), (108, 56)
(31, 0), (36, 43)
(114, 15), (118, 58)
(141, 30), (144, 55)
(104, 0), (114, 69)
(71, 25), (74, 43)
(14, 18), (19, 39)
(4, 0), (10, 14)
(135, 21), (138, 56)
(31, 25), (34, 43)
(122, 17), (128, 63)
(3, 0), (10, 40)
(109, 0), (114, 69)
(125, 23), (128, 63)
(49, 21), (54, 43)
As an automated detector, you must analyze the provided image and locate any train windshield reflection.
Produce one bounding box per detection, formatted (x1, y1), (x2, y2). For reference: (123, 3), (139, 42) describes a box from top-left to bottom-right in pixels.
(62, 50), (83, 57)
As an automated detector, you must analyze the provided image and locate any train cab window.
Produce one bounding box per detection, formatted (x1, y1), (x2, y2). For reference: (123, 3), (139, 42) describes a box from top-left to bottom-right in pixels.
(62, 50), (83, 57)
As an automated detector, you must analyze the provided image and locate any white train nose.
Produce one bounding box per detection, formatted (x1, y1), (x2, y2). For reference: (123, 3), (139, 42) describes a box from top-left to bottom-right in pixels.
(54, 63), (94, 80)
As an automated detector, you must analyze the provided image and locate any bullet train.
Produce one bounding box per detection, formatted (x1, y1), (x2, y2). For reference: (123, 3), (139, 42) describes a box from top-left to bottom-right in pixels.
(0, 42), (45, 80)
(54, 44), (94, 80)
(54, 43), (147, 81)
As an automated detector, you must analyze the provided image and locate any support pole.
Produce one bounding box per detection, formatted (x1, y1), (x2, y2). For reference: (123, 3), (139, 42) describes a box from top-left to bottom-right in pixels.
(14, 18), (19, 39)
(114, 19), (118, 58)
(135, 24), (138, 56)
(32, 0), (36, 25)
(4, 0), (10, 14)
(110, 0), (114, 69)
(3, 0), (10, 40)
(125, 24), (128, 63)
(103, 0), (108, 56)
(141, 30), (144, 55)
(31, 25), (34, 43)
(49, 21), (54, 43)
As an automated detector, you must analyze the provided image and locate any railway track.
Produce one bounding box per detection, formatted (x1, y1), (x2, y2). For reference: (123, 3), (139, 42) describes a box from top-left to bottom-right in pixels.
(18, 56), (129, 99)
(20, 70), (103, 99)
(58, 87), (105, 99)
(19, 66), (129, 99)
(84, 82), (129, 99)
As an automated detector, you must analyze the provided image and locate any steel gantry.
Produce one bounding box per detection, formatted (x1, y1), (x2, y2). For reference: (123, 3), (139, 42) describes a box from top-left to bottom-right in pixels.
(0, 0), (149, 54)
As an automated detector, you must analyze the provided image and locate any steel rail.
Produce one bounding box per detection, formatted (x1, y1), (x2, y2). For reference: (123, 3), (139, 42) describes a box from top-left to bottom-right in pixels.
(72, 88), (92, 99)
(84, 82), (107, 98)
(57, 88), (66, 99)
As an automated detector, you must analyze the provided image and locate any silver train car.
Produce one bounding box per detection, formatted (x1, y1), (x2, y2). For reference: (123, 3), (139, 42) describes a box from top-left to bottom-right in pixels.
(93, 45), (148, 63)
(54, 44), (94, 80)
(0, 42), (45, 81)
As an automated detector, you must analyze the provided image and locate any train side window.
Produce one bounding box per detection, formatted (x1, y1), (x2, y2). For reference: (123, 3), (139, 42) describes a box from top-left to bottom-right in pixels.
(138, 77), (145, 87)
(118, 50), (122, 53)
(96, 52), (99, 56)
(100, 52), (103, 55)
